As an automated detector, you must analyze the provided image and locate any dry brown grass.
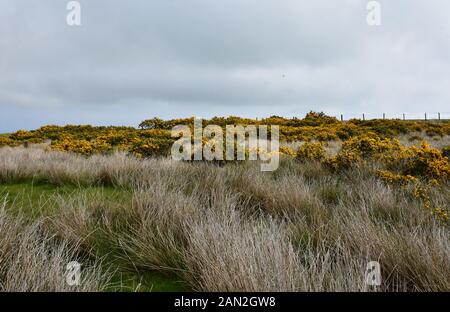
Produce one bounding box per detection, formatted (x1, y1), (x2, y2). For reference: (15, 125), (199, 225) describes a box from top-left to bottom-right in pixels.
(0, 146), (449, 292)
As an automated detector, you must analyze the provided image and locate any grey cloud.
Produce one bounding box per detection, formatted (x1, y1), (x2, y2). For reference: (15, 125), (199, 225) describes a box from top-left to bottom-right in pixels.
(1, 0), (450, 132)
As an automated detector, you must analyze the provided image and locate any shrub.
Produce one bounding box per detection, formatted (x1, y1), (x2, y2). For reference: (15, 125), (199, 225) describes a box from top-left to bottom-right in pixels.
(325, 150), (361, 170)
(341, 134), (402, 158)
(0, 137), (15, 147)
(336, 124), (361, 140)
(279, 146), (296, 158)
(130, 138), (173, 158)
(51, 137), (94, 155)
(296, 142), (326, 162)
(303, 111), (339, 126)
(426, 127), (444, 137)
(442, 146), (450, 160)
(10, 130), (35, 141)
(138, 117), (168, 130)
(376, 170), (417, 186)
(324, 135), (403, 170)
(406, 142), (450, 180)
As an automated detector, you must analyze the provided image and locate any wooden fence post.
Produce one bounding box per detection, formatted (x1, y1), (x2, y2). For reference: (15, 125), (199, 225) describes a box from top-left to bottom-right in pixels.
(363, 113), (365, 121)
(403, 113), (405, 121)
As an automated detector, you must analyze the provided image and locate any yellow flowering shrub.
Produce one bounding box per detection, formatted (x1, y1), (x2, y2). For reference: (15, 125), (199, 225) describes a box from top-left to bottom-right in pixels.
(376, 170), (417, 186)
(433, 207), (449, 223)
(130, 141), (161, 158)
(130, 138), (173, 158)
(405, 142), (450, 180)
(10, 130), (35, 141)
(0, 137), (17, 147)
(279, 146), (296, 157)
(141, 129), (172, 139)
(296, 142), (326, 161)
(91, 137), (113, 154)
(373, 143), (449, 225)
(412, 184), (449, 224)
(325, 150), (361, 170)
(0, 113), (449, 167)
(341, 134), (402, 157)
(51, 137), (94, 155)
(324, 135), (403, 170)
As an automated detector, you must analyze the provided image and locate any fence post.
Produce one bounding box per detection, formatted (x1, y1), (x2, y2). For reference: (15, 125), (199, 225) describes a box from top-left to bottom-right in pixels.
(438, 112), (441, 121)
(363, 113), (365, 121)
(403, 113), (405, 121)
(341, 114), (343, 122)
(383, 113), (385, 120)
(425, 113), (427, 121)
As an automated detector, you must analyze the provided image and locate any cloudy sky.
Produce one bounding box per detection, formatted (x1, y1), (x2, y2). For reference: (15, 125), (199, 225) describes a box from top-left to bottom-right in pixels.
(1, 0), (450, 132)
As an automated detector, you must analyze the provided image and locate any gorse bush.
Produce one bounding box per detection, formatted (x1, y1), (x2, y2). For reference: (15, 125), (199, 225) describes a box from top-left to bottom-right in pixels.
(321, 135), (450, 182)
(279, 146), (297, 157)
(1, 108), (450, 293)
(9, 130), (34, 141)
(441, 146), (450, 160)
(3, 112), (449, 158)
(3, 117), (449, 187)
(130, 138), (173, 158)
(51, 135), (115, 155)
(341, 134), (402, 158)
(296, 142), (326, 161)
(406, 142), (450, 179)
(0, 137), (16, 147)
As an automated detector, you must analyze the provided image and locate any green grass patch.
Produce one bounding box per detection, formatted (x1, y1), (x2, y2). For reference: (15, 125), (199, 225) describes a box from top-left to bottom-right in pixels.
(0, 181), (191, 292)
(0, 181), (131, 219)
(0, 182), (77, 218)
(107, 270), (189, 292)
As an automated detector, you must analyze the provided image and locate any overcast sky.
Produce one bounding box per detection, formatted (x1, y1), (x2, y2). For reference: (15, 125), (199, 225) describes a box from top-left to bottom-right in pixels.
(1, 0), (450, 131)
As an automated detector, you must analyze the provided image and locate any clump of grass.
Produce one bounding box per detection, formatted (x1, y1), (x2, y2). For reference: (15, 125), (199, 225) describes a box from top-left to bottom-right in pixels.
(0, 197), (111, 291)
(113, 184), (198, 272)
(46, 188), (131, 253)
(183, 209), (301, 291)
(0, 146), (449, 292)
